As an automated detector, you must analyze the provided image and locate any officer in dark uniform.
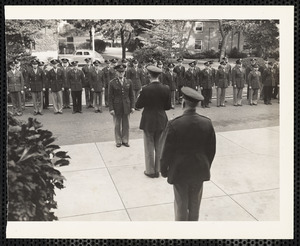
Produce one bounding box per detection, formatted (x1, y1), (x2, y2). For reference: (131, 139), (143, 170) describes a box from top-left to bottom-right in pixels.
(246, 58), (260, 100)
(108, 63), (135, 148)
(140, 61), (150, 86)
(90, 60), (104, 113)
(200, 61), (214, 108)
(61, 58), (72, 109)
(126, 59), (142, 109)
(231, 59), (246, 106)
(136, 65), (171, 178)
(184, 61), (198, 90)
(262, 61), (276, 105)
(163, 63), (178, 109)
(82, 58), (94, 108)
(27, 58), (45, 115)
(39, 61), (49, 109)
(68, 61), (85, 113)
(173, 57), (185, 104)
(102, 60), (111, 107)
(215, 61), (230, 107)
(15, 58), (27, 110)
(208, 60), (216, 103)
(161, 86), (216, 221)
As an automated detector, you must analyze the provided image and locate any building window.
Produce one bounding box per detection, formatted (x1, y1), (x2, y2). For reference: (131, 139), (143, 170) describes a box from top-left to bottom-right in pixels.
(195, 39), (203, 50)
(195, 22), (203, 33)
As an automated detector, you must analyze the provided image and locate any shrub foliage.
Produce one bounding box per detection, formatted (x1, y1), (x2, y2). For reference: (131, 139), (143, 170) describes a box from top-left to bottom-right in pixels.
(7, 113), (70, 221)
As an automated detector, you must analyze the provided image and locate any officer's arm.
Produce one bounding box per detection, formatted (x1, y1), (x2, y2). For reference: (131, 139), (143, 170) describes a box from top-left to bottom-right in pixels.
(135, 87), (144, 109)
(206, 125), (216, 167)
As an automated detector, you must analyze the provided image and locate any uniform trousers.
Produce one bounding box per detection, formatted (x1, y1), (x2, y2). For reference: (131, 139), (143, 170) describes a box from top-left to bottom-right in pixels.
(9, 92), (22, 114)
(63, 88), (70, 107)
(170, 90), (176, 107)
(249, 88), (259, 105)
(236, 87), (244, 105)
(105, 87), (109, 106)
(176, 85), (183, 103)
(31, 91), (43, 113)
(233, 87), (237, 105)
(143, 130), (164, 175)
(201, 89), (211, 107)
(113, 114), (130, 144)
(263, 86), (273, 104)
(84, 87), (93, 107)
(51, 91), (63, 113)
(21, 91), (26, 110)
(71, 90), (82, 112)
(216, 87), (226, 106)
(93, 91), (103, 111)
(173, 182), (204, 221)
(43, 89), (49, 108)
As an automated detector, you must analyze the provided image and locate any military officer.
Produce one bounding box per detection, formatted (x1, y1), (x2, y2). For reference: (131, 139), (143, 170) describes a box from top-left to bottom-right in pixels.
(90, 60), (104, 113)
(173, 57), (185, 104)
(157, 60), (165, 83)
(14, 58), (27, 110)
(136, 65), (171, 178)
(47, 59), (64, 114)
(208, 60), (216, 103)
(246, 58), (260, 100)
(27, 58), (45, 115)
(108, 63), (135, 148)
(61, 58), (72, 109)
(248, 64), (261, 106)
(273, 58), (280, 100)
(39, 61), (49, 109)
(200, 61), (214, 108)
(68, 61), (85, 113)
(7, 61), (24, 116)
(161, 86), (216, 221)
(82, 58), (94, 108)
(262, 62), (276, 105)
(126, 59), (142, 109)
(184, 61), (198, 90)
(164, 63), (178, 109)
(140, 61), (150, 86)
(215, 61), (230, 107)
(102, 60), (112, 107)
(231, 59), (246, 106)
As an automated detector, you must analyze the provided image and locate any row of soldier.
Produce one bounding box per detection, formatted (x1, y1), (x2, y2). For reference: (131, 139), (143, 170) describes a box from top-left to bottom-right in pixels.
(7, 56), (279, 116)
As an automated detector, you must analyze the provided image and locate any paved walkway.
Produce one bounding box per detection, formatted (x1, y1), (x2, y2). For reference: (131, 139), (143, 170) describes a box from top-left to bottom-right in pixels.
(54, 126), (279, 221)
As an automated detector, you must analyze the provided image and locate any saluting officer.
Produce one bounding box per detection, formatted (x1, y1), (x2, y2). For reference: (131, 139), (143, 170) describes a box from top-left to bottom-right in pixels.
(248, 64), (261, 106)
(27, 58), (45, 115)
(61, 58), (72, 109)
(231, 59), (246, 106)
(184, 61), (198, 90)
(173, 57), (185, 104)
(200, 61), (214, 108)
(215, 61), (230, 107)
(82, 58), (94, 108)
(109, 63), (135, 148)
(68, 61), (85, 114)
(7, 61), (24, 116)
(164, 63), (178, 109)
(47, 59), (64, 114)
(90, 60), (104, 113)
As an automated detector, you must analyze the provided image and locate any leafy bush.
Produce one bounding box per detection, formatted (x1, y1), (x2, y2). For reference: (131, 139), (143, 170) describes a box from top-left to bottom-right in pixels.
(228, 47), (248, 59)
(201, 49), (220, 59)
(94, 39), (106, 53)
(132, 46), (172, 63)
(182, 50), (205, 60)
(126, 38), (143, 52)
(7, 113), (70, 221)
(77, 42), (91, 50)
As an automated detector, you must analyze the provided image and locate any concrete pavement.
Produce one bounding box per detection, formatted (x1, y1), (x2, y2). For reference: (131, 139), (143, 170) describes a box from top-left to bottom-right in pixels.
(54, 126), (279, 221)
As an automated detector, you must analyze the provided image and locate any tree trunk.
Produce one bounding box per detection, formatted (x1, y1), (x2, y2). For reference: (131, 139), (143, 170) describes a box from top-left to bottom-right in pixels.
(120, 29), (126, 59)
(182, 22), (195, 51)
(219, 32), (230, 61)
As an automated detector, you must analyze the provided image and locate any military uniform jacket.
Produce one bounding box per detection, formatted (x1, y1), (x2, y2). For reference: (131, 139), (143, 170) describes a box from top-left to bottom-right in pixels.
(16, 67), (28, 87)
(246, 65), (260, 83)
(184, 68), (198, 89)
(215, 68), (230, 88)
(173, 65), (185, 86)
(42, 69), (49, 89)
(164, 71), (178, 91)
(82, 65), (94, 87)
(274, 64), (279, 86)
(247, 71), (261, 89)
(103, 67), (117, 88)
(160, 109), (216, 185)
(200, 68), (214, 89)
(231, 66), (246, 88)
(136, 81), (171, 132)
(7, 70), (24, 92)
(68, 69), (84, 91)
(47, 68), (63, 92)
(108, 78), (135, 116)
(61, 67), (71, 88)
(27, 67), (45, 92)
(262, 68), (276, 87)
(91, 70), (104, 92)
(127, 67), (142, 91)
(140, 68), (150, 86)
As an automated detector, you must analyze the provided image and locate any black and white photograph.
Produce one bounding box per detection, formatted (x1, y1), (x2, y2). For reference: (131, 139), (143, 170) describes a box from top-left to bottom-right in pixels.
(5, 5), (294, 239)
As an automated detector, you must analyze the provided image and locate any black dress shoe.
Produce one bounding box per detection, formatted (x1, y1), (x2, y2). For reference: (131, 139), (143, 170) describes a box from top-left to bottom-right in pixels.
(144, 171), (156, 178)
(116, 143), (122, 148)
(122, 143), (130, 147)
(154, 172), (160, 178)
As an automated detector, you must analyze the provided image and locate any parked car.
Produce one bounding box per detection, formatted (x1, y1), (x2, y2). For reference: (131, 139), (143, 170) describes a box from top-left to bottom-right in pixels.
(58, 49), (105, 65)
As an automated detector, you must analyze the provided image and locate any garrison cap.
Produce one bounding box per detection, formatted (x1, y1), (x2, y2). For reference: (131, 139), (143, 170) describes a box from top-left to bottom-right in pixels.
(121, 58), (128, 63)
(220, 61), (227, 65)
(93, 60), (101, 66)
(31, 59), (39, 65)
(70, 61), (79, 66)
(8, 61), (16, 67)
(110, 58), (118, 64)
(38, 61), (45, 66)
(157, 60), (163, 66)
(204, 61), (210, 66)
(250, 58), (257, 62)
(104, 59), (110, 64)
(146, 65), (162, 74)
(236, 59), (242, 65)
(208, 60), (214, 64)
(61, 58), (69, 63)
(189, 61), (196, 66)
(181, 86), (204, 102)
(50, 59), (59, 65)
(168, 63), (175, 68)
(114, 63), (126, 72)
(253, 64), (259, 68)
(84, 57), (92, 62)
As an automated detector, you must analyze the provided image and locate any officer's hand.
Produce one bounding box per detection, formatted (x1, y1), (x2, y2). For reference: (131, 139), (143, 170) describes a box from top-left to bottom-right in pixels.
(21, 90), (24, 94)
(62, 88), (64, 91)
(109, 110), (115, 116)
(91, 88), (94, 92)
(43, 88), (45, 91)
(130, 108), (135, 114)
(49, 88), (51, 92)
(7, 91), (10, 95)
(249, 86), (252, 89)
(200, 87), (203, 90)
(24, 86), (27, 89)
(28, 88), (31, 91)
(234, 85), (236, 88)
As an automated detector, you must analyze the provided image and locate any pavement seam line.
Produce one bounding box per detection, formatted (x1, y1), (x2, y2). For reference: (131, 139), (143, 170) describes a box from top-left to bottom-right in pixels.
(210, 180), (259, 221)
(59, 208), (128, 220)
(94, 142), (132, 221)
(216, 133), (255, 154)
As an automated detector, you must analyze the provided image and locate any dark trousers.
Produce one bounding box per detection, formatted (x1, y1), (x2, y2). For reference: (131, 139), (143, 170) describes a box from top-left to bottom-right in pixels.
(63, 88), (70, 107)
(9, 91), (22, 114)
(201, 88), (211, 106)
(84, 87), (93, 107)
(71, 90), (82, 112)
(273, 85), (279, 99)
(105, 87), (109, 106)
(173, 182), (204, 221)
(263, 86), (273, 104)
(43, 89), (49, 108)
(176, 85), (183, 103)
